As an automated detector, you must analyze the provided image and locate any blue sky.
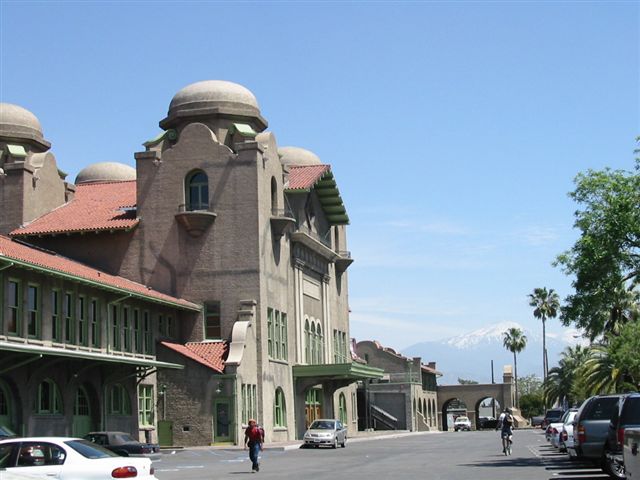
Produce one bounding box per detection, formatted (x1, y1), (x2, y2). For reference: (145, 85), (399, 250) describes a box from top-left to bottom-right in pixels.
(1, 1), (638, 355)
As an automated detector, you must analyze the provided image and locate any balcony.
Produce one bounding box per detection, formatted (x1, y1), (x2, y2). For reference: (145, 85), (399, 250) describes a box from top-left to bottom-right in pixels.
(335, 250), (354, 274)
(175, 204), (217, 237)
(270, 208), (296, 240)
(290, 225), (338, 261)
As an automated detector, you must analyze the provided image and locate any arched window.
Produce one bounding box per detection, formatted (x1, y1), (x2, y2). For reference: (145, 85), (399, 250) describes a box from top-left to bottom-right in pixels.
(270, 177), (278, 214)
(109, 384), (131, 415)
(316, 324), (323, 364)
(338, 393), (347, 424)
(274, 388), (286, 427)
(304, 319), (311, 364)
(185, 170), (209, 211)
(418, 398), (423, 415)
(35, 379), (62, 414)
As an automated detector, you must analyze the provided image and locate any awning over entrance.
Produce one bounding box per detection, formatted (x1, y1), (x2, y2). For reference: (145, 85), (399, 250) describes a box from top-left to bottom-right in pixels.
(293, 362), (384, 381)
(0, 342), (184, 370)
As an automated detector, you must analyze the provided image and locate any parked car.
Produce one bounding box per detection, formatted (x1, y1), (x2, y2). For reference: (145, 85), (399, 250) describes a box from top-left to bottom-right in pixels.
(604, 392), (640, 479)
(303, 419), (347, 448)
(542, 408), (565, 430)
(624, 428), (640, 479)
(560, 410), (580, 455)
(531, 415), (545, 428)
(550, 409), (578, 450)
(454, 416), (472, 432)
(570, 394), (626, 466)
(0, 436), (158, 479)
(84, 431), (160, 459)
(477, 416), (497, 429)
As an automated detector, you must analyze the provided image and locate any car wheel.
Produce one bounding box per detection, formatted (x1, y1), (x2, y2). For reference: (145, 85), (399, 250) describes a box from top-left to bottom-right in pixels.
(332, 438), (338, 449)
(602, 451), (625, 479)
(341, 436), (346, 448)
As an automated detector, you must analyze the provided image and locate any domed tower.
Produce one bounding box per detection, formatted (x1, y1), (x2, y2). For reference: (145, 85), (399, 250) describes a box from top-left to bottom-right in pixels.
(0, 103), (73, 234)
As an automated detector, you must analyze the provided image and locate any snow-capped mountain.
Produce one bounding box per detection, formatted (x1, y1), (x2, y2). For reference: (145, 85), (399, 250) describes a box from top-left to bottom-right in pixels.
(402, 322), (582, 385)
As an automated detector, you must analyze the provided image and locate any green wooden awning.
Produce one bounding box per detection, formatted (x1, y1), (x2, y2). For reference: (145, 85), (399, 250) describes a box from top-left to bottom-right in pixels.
(293, 362), (384, 381)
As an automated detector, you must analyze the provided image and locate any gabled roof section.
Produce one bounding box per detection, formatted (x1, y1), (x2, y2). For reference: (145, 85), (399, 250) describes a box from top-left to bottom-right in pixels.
(0, 235), (200, 311)
(161, 341), (227, 373)
(285, 165), (349, 225)
(11, 181), (138, 237)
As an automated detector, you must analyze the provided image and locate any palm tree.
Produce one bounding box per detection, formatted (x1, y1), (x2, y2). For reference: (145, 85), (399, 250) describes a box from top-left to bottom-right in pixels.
(544, 345), (589, 407)
(529, 287), (560, 381)
(503, 327), (527, 408)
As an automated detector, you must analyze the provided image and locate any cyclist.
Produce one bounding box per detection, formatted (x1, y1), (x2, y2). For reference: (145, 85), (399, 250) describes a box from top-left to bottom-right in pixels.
(500, 408), (514, 455)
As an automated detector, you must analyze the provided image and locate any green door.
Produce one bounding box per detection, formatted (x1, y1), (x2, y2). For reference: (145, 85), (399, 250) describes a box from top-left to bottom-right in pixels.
(158, 420), (173, 447)
(72, 387), (93, 437)
(213, 399), (232, 443)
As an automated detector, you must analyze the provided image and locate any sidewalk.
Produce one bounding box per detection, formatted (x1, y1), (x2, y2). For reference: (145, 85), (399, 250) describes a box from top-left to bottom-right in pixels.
(161, 429), (440, 453)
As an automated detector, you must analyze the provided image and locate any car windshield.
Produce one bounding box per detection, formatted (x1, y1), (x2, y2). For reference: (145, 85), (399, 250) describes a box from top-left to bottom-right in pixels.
(586, 398), (619, 420)
(546, 410), (563, 420)
(309, 421), (335, 430)
(456, 417), (469, 422)
(65, 440), (120, 459)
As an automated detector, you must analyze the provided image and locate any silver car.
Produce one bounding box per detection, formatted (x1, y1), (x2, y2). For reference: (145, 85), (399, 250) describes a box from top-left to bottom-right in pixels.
(303, 419), (347, 448)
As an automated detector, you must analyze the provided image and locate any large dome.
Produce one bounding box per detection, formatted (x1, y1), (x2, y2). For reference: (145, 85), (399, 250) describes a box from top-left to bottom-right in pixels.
(0, 103), (50, 149)
(75, 162), (136, 184)
(168, 80), (260, 119)
(278, 146), (322, 166)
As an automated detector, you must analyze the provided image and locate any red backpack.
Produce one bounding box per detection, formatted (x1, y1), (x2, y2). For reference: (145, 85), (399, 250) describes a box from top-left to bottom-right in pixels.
(246, 425), (264, 442)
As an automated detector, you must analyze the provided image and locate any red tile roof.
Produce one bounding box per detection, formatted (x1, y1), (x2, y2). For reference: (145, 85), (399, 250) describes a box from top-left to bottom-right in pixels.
(0, 235), (199, 310)
(287, 165), (330, 190)
(12, 181), (138, 236)
(161, 341), (227, 373)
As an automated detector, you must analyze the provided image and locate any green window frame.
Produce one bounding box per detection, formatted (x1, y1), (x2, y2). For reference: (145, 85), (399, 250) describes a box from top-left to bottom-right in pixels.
(123, 306), (131, 352)
(304, 319), (310, 364)
(109, 384), (131, 415)
(267, 308), (273, 357)
(78, 296), (87, 346)
(138, 384), (154, 426)
(51, 290), (61, 342)
(241, 384), (247, 424)
(89, 299), (100, 348)
(185, 170), (209, 211)
(143, 311), (153, 354)
(167, 315), (174, 338)
(35, 379), (63, 414)
(338, 393), (347, 424)
(7, 279), (21, 336)
(280, 313), (287, 361)
(157, 314), (164, 337)
(274, 311), (281, 359)
(111, 304), (120, 350)
(204, 302), (221, 340)
(274, 388), (286, 427)
(133, 309), (141, 353)
(26, 284), (40, 339)
(63, 292), (74, 343)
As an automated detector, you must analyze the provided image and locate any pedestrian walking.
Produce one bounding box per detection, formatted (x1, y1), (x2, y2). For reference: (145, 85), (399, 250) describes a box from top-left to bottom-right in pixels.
(244, 419), (265, 472)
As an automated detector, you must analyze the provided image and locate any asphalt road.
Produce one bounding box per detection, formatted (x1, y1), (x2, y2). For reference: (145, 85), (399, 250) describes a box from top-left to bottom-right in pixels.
(152, 429), (612, 480)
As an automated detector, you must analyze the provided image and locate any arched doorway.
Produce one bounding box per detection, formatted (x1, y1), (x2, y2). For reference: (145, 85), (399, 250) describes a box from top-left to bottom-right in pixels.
(442, 398), (467, 431)
(475, 396), (501, 429)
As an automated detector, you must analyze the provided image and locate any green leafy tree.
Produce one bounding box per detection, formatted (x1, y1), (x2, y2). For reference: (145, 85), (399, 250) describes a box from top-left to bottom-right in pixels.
(517, 374), (543, 397)
(528, 287), (560, 380)
(544, 345), (589, 407)
(555, 157), (640, 340)
(519, 393), (544, 419)
(503, 327), (527, 407)
(457, 378), (478, 385)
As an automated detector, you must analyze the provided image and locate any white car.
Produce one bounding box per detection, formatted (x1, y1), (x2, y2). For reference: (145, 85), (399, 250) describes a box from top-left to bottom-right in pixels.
(559, 411), (579, 454)
(0, 437), (158, 479)
(550, 409), (578, 450)
(454, 416), (472, 431)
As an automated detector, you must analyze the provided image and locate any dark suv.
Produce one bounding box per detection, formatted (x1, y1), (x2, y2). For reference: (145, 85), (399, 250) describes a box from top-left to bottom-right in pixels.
(604, 392), (640, 479)
(542, 408), (565, 429)
(571, 394), (626, 465)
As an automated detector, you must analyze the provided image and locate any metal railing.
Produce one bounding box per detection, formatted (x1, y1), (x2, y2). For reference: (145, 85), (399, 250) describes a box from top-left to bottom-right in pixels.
(178, 203), (211, 213)
(294, 224), (332, 248)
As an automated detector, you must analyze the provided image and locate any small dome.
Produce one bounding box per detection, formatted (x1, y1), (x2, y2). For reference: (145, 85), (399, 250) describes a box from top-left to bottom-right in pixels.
(0, 103), (49, 147)
(278, 146), (322, 166)
(75, 162), (136, 184)
(168, 80), (260, 118)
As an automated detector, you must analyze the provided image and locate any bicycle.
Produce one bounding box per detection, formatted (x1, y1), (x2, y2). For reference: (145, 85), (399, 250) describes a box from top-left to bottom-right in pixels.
(501, 429), (513, 455)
